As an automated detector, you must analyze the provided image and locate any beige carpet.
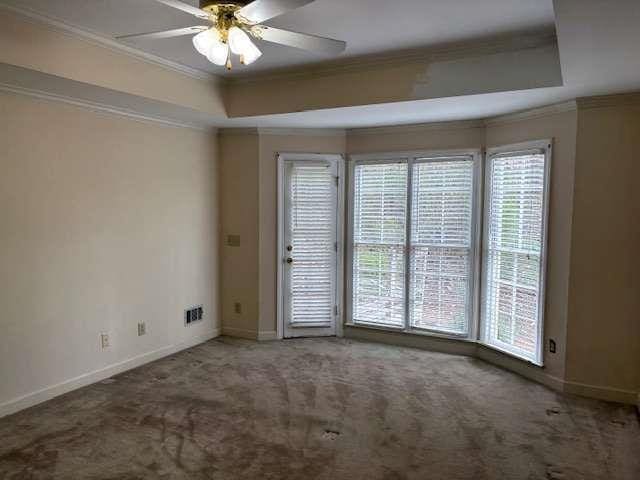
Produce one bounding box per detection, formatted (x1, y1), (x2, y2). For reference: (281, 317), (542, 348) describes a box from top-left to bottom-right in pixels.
(0, 337), (638, 479)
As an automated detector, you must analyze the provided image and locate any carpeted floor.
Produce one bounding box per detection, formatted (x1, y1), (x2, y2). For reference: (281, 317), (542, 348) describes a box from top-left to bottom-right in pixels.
(0, 337), (638, 479)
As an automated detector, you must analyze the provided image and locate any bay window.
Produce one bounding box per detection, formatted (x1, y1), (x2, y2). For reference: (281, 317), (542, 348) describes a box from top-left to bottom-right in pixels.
(348, 142), (551, 365)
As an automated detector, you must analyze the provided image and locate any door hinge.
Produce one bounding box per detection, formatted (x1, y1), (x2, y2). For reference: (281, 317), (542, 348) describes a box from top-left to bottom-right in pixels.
(334, 305), (339, 316)
(335, 176), (339, 186)
(334, 242), (338, 252)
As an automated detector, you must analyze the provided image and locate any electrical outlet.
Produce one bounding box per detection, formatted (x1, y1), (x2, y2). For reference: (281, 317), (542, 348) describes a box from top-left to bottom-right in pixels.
(549, 339), (557, 354)
(137, 322), (146, 336)
(101, 333), (110, 349)
(234, 302), (242, 314)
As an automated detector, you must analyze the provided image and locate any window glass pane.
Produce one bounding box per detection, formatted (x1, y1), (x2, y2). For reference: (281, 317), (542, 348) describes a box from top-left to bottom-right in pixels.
(482, 152), (547, 363)
(410, 159), (475, 334)
(352, 163), (407, 327)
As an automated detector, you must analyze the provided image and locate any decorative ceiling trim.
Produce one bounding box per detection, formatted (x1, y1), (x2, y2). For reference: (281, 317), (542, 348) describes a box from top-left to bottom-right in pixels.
(0, 81), (211, 131)
(228, 30), (558, 85)
(348, 119), (485, 137)
(218, 128), (259, 136)
(258, 128), (346, 137)
(576, 92), (640, 110)
(484, 100), (577, 126)
(0, 3), (220, 83)
(219, 127), (346, 136)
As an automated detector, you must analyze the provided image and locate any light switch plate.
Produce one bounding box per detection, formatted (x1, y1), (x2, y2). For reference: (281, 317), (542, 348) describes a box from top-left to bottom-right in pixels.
(226, 234), (241, 247)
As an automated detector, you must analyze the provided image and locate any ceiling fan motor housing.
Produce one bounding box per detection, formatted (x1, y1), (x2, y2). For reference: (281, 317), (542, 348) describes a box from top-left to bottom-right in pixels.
(199, 0), (251, 12)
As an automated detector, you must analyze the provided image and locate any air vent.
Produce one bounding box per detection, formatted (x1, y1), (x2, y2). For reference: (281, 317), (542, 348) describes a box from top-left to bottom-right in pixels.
(185, 306), (204, 326)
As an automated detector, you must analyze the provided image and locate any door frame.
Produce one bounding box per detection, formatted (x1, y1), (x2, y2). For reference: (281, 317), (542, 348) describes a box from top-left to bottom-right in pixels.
(277, 152), (345, 340)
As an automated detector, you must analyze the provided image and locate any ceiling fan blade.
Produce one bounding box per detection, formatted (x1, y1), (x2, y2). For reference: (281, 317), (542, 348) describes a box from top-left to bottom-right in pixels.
(117, 26), (208, 41)
(153, 0), (209, 19)
(255, 26), (346, 55)
(238, 0), (315, 24)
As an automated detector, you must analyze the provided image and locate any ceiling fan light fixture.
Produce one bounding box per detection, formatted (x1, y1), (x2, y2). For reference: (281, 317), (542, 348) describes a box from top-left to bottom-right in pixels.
(229, 26), (262, 65)
(207, 38), (230, 66)
(125, 0), (347, 72)
(192, 28), (218, 56)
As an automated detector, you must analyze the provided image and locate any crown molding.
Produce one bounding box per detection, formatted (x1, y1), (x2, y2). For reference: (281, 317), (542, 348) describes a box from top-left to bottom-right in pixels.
(218, 127), (259, 136)
(0, 3), (221, 84)
(219, 127), (346, 137)
(228, 29), (557, 85)
(348, 119), (485, 137)
(258, 127), (346, 137)
(0, 81), (212, 131)
(576, 92), (640, 110)
(484, 101), (577, 127)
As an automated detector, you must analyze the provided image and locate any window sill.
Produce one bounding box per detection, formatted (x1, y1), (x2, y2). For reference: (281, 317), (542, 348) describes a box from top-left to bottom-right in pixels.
(345, 322), (475, 343)
(344, 322), (544, 369)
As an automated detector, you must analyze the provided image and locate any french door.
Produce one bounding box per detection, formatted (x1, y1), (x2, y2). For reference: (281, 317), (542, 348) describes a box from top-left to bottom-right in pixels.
(279, 154), (343, 338)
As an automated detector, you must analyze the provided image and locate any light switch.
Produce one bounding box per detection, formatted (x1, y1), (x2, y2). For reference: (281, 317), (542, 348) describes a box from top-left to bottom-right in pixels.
(227, 234), (241, 247)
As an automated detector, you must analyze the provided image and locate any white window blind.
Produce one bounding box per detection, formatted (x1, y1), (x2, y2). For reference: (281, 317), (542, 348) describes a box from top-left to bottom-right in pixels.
(481, 149), (549, 364)
(352, 162), (407, 327)
(410, 159), (475, 335)
(287, 163), (336, 325)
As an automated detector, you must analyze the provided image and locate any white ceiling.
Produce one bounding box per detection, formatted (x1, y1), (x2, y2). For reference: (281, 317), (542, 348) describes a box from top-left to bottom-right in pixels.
(1, 0), (639, 129)
(0, 0), (556, 76)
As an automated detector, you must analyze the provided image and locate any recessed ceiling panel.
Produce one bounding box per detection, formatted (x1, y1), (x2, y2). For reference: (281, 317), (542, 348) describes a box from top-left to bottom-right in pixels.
(2, 0), (555, 76)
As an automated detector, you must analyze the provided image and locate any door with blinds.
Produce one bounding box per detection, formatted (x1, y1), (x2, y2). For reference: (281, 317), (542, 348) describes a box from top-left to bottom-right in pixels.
(280, 155), (341, 338)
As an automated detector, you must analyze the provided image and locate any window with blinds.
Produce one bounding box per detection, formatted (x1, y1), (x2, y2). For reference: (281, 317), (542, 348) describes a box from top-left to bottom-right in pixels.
(410, 159), (476, 335)
(349, 143), (550, 363)
(352, 162), (407, 327)
(481, 148), (549, 364)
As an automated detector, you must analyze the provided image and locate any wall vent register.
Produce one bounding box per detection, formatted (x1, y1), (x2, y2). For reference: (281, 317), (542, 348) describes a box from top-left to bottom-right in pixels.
(185, 306), (204, 326)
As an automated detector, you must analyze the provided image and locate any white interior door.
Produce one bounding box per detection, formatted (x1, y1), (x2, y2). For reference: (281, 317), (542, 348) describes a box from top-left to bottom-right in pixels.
(280, 155), (341, 338)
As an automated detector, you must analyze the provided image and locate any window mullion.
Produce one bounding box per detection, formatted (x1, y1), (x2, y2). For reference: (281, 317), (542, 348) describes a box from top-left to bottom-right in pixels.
(403, 157), (414, 331)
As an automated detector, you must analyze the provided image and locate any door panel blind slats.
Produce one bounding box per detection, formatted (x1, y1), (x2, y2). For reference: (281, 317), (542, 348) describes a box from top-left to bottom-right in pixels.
(410, 160), (475, 334)
(288, 165), (335, 325)
(352, 163), (407, 327)
(482, 153), (546, 363)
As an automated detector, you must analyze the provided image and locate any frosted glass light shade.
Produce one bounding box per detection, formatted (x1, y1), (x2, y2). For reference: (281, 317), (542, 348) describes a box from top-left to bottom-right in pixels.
(207, 41), (229, 66)
(228, 27), (252, 55)
(192, 29), (217, 56)
(240, 41), (262, 65)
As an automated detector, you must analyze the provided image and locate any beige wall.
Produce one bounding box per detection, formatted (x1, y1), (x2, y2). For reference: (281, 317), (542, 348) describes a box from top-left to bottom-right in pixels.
(0, 92), (220, 416)
(485, 109), (578, 381)
(225, 36), (561, 118)
(347, 121), (485, 153)
(258, 133), (347, 335)
(217, 131), (346, 338)
(218, 132), (261, 338)
(565, 100), (640, 397)
(0, 10), (225, 118)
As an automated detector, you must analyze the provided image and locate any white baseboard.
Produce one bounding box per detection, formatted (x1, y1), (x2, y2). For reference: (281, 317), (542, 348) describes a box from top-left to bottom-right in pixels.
(221, 326), (258, 340)
(258, 330), (278, 341)
(0, 328), (220, 419)
(475, 344), (565, 393)
(345, 325), (639, 405)
(563, 380), (639, 405)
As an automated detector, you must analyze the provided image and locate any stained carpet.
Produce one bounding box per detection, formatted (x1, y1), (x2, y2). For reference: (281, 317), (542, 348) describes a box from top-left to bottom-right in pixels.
(0, 337), (638, 479)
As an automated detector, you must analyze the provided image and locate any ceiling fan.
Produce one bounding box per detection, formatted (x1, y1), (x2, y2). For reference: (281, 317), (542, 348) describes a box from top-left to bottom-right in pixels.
(117, 0), (347, 70)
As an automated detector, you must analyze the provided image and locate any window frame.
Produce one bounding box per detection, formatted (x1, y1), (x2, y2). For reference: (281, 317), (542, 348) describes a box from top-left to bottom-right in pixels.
(480, 140), (552, 366)
(346, 149), (483, 340)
